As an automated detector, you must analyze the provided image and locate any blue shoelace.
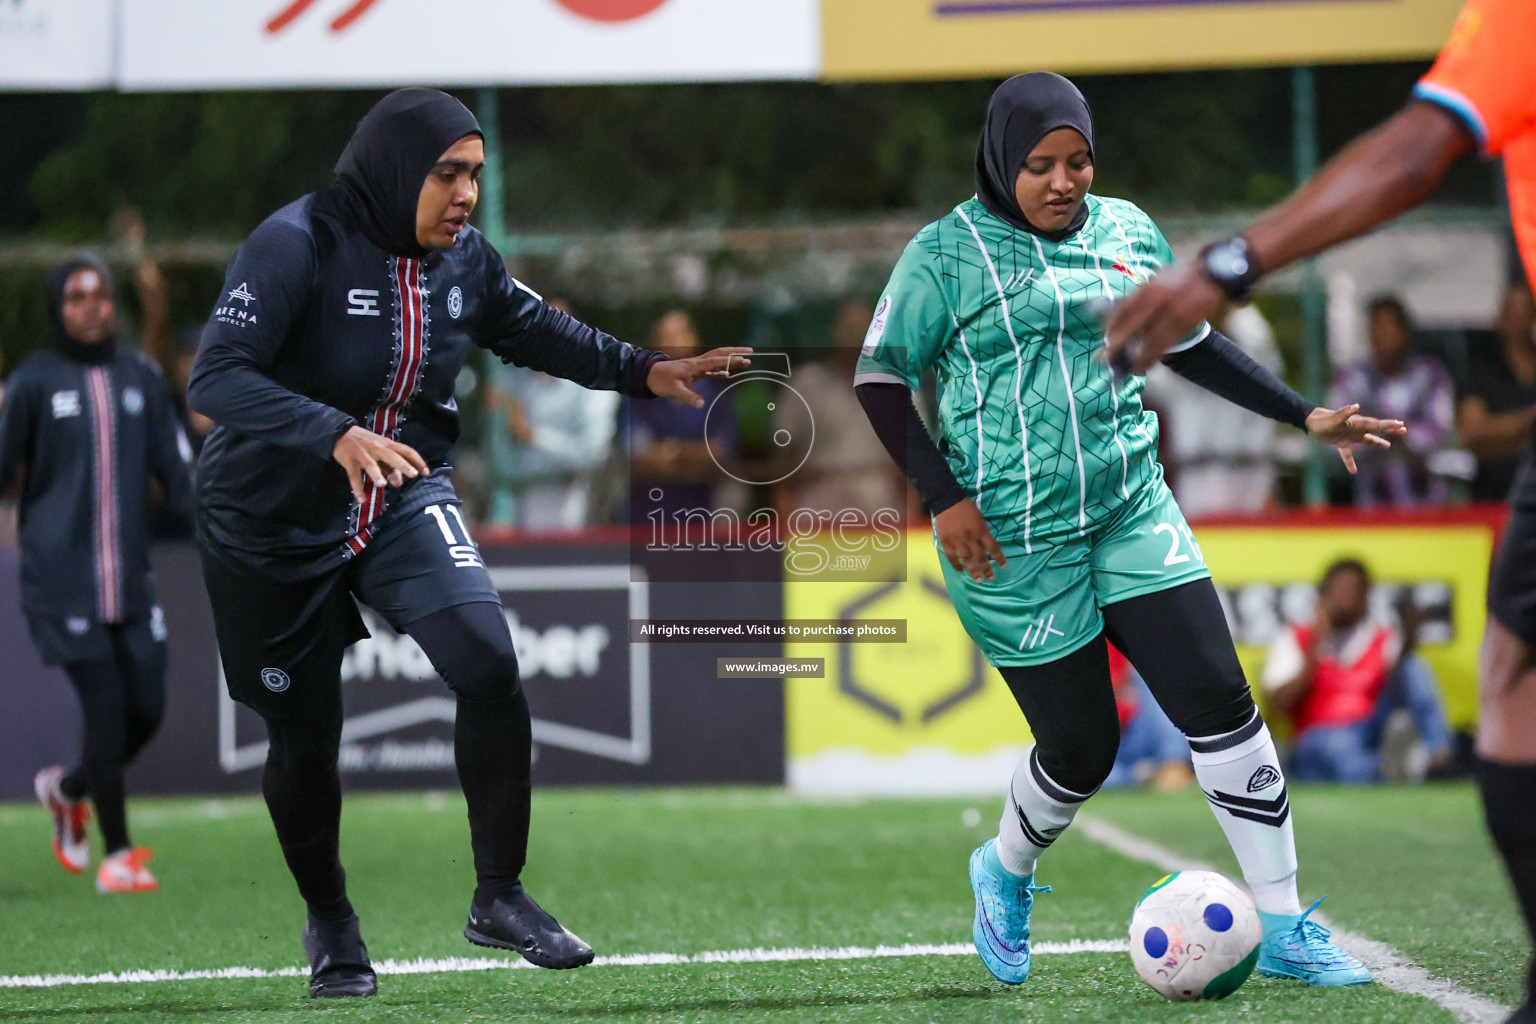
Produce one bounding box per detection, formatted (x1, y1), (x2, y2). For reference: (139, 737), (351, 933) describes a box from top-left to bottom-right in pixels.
(984, 877), (1050, 923)
(1284, 899), (1356, 965)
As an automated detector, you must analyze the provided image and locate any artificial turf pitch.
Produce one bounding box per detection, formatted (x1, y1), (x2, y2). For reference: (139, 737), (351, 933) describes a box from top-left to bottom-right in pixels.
(0, 784), (1522, 1023)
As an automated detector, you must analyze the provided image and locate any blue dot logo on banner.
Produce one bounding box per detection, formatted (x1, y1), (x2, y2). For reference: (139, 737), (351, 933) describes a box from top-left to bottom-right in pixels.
(261, 668), (291, 693)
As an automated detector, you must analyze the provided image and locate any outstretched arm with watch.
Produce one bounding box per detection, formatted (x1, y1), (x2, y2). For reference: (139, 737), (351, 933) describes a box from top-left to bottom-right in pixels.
(1105, 101), (1472, 369)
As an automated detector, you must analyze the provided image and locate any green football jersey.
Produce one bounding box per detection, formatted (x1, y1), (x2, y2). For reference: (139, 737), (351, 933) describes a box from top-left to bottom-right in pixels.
(855, 194), (1209, 551)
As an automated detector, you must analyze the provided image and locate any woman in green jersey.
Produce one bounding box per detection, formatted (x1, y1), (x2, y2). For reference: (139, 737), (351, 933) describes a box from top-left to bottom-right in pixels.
(854, 73), (1401, 989)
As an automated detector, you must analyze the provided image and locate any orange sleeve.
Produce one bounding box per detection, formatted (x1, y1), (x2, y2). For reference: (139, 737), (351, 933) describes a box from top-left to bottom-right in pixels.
(1415, 0), (1536, 157)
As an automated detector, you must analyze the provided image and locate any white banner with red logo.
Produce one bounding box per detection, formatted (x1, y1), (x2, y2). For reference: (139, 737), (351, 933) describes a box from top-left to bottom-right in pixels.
(118, 0), (819, 89)
(0, 0), (115, 91)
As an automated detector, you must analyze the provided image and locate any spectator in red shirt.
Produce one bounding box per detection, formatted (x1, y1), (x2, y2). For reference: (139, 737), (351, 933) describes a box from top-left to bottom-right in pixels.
(1262, 559), (1452, 782)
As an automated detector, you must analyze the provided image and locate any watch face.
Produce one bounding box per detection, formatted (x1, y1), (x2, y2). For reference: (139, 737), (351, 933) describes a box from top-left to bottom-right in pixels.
(1208, 245), (1249, 280)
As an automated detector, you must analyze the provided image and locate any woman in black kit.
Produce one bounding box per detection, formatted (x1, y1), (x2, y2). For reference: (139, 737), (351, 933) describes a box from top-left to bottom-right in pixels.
(187, 89), (745, 998)
(0, 256), (195, 894)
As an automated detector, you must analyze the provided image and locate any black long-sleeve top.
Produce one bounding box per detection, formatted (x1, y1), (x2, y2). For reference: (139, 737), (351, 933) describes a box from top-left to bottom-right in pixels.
(855, 329), (1312, 516)
(188, 193), (661, 581)
(0, 348), (194, 623)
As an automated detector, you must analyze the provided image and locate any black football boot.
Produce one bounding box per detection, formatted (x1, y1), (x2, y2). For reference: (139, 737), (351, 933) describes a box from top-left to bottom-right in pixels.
(464, 884), (594, 969)
(302, 913), (378, 998)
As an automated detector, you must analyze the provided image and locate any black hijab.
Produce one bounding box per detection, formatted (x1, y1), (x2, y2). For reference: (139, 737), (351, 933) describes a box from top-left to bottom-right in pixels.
(45, 255), (117, 366)
(332, 88), (483, 258)
(975, 72), (1095, 242)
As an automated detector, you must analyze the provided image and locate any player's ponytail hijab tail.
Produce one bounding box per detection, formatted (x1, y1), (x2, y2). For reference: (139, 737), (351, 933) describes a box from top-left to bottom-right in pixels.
(975, 72), (1095, 242)
(331, 88), (482, 258)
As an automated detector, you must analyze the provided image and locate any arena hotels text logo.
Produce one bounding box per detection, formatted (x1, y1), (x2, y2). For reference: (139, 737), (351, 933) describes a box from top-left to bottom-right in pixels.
(263, 0), (670, 34)
(213, 282), (258, 328)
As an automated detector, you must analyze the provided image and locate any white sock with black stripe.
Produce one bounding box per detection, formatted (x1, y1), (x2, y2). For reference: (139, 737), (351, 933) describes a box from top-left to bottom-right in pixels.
(995, 746), (1093, 879)
(1188, 708), (1302, 916)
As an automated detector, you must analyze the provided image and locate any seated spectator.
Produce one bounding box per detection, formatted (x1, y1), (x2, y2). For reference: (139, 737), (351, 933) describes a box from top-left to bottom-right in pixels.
(1262, 558), (1452, 783)
(772, 299), (904, 517)
(484, 298), (621, 530)
(1458, 281), (1536, 502)
(628, 309), (735, 523)
(1104, 646), (1192, 791)
(1328, 296), (1455, 507)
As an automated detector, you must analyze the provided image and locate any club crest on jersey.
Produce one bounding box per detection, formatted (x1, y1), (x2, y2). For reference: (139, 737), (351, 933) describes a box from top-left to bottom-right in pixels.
(447, 286), (464, 319)
(260, 667), (292, 693)
(122, 387), (144, 416)
(863, 295), (891, 354)
(51, 390), (81, 419)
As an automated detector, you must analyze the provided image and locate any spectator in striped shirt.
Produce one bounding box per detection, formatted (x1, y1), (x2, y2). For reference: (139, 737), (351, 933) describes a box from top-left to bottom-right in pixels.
(1329, 296), (1456, 507)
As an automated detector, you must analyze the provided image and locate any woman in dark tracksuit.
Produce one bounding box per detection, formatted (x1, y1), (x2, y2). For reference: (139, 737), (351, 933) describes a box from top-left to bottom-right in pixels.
(0, 255), (194, 894)
(186, 89), (744, 998)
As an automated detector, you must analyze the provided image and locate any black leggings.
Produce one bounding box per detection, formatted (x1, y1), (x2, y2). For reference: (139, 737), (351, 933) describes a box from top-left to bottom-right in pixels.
(260, 600), (530, 920)
(1000, 579), (1255, 795)
(60, 625), (167, 854)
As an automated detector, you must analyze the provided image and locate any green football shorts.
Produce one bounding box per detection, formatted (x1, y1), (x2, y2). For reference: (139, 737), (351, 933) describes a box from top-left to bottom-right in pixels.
(937, 480), (1212, 668)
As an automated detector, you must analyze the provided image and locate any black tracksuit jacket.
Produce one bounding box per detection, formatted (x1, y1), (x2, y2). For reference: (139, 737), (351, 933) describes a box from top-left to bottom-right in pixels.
(0, 347), (194, 623)
(187, 194), (659, 581)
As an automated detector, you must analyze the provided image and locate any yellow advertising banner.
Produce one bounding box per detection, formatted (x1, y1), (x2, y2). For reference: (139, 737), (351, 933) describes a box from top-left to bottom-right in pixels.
(821, 0), (1465, 80)
(786, 540), (1027, 793)
(786, 520), (1493, 793)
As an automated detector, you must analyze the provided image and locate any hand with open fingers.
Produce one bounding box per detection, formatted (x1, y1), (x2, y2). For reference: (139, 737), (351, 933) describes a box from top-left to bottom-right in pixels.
(1305, 403), (1407, 475)
(647, 347), (753, 409)
(332, 425), (429, 504)
(1104, 264), (1226, 374)
(934, 499), (1007, 582)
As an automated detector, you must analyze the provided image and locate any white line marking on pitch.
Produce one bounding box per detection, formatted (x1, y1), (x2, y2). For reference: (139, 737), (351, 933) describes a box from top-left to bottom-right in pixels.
(0, 940), (1128, 990)
(1076, 814), (1511, 1024)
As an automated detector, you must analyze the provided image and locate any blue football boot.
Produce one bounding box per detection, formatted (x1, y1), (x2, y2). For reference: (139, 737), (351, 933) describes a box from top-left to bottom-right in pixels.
(968, 839), (1051, 984)
(1257, 898), (1372, 987)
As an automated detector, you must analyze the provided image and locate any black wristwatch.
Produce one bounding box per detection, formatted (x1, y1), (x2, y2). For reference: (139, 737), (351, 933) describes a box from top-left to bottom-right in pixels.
(1199, 236), (1263, 302)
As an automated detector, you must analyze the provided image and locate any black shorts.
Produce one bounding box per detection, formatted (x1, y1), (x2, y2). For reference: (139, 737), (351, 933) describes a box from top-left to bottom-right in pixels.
(1490, 501), (1536, 646)
(200, 498), (500, 720)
